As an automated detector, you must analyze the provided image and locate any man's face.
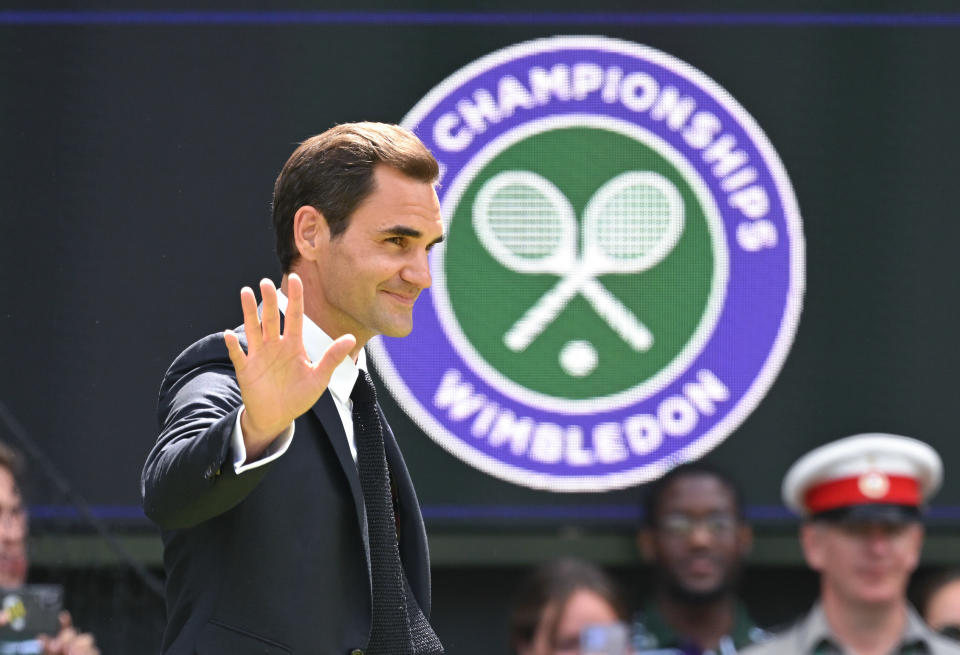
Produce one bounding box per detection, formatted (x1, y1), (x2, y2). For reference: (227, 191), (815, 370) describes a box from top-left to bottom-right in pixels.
(801, 519), (923, 608)
(309, 165), (443, 344)
(640, 474), (752, 603)
(0, 467), (28, 588)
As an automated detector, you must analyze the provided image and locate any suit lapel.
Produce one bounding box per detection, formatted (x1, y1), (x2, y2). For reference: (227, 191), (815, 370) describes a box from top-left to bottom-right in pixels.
(311, 392), (428, 610)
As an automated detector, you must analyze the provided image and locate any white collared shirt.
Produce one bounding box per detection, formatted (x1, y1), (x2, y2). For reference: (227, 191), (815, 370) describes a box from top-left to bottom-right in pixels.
(231, 289), (364, 473)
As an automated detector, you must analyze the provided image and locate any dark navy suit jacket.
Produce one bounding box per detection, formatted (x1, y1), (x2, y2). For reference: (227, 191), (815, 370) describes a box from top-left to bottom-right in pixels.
(141, 330), (432, 655)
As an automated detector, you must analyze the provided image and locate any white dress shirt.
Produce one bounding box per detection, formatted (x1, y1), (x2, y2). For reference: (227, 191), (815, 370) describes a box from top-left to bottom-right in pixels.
(231, 289), (364, 473)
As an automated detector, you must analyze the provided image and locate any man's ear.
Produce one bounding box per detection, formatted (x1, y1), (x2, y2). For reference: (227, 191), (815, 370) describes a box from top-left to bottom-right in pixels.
(800, 522), (824, 572)
(293, 206), (329, 262)
(905, 523), (924, 573)
(637, 529), (657, 563)
(737, 522), (754, 557)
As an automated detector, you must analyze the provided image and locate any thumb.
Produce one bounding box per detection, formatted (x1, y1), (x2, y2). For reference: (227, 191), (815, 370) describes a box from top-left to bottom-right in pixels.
(311, 333), (357, 382)
(59, 611), (73, 630)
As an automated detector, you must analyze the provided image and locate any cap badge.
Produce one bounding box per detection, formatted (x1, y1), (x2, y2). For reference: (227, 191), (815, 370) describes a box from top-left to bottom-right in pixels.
(858, 470), (890, 499)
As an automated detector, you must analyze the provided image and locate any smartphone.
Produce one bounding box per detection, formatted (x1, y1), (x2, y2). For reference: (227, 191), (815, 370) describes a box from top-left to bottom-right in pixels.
(0, 585), (63, 653)
(580, 622), (631, 655)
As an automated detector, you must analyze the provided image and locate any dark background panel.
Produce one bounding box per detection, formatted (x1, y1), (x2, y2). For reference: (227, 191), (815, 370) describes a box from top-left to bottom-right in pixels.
(3, 14), (960, 514)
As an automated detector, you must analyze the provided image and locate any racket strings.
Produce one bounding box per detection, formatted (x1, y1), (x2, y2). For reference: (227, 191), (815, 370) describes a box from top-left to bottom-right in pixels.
(593, 184), (675, 260)
(487, 184), (566, 260)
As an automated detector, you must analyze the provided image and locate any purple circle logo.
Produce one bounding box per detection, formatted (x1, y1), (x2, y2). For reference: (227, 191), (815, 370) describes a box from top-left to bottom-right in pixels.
(369, 36), (804, 491)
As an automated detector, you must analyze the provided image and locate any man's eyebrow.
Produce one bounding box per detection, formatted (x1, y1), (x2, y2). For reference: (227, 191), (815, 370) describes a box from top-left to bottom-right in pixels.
(381, 225), (445, 246)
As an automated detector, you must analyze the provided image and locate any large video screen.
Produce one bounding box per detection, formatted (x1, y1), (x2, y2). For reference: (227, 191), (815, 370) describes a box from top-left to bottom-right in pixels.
(2, 5), (958, 530)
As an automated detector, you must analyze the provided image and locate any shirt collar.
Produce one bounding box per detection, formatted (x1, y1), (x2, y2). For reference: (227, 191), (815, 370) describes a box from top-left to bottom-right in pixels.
(275, 289), (365, 406)
(798, 602), (835, 654)
(903, 604), (934, 648)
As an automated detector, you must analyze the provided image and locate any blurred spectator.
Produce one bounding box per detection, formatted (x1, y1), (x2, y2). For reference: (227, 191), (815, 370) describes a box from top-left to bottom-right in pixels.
(921, 570), (960, 641)
(509, 557), (627, 655)
(743, 433), (960, 655)
(634, 462), (767, 654)
(0, 442), (98, 655)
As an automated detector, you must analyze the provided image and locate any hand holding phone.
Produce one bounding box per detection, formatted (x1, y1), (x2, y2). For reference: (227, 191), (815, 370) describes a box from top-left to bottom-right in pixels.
(0, 585), (63, 652)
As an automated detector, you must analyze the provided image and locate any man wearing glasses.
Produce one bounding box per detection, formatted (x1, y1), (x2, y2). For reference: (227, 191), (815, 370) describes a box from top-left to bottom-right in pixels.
(742, 434), (960, 655)
(633, 462), (767, 654)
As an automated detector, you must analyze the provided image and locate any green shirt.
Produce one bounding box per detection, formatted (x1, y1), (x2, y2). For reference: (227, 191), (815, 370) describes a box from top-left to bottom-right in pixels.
(632, 600), (769, 654)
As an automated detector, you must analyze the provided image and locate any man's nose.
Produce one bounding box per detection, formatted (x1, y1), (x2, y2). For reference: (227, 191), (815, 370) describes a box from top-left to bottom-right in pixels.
(688, 522), (715, 546)
(0, 512), (26, 541)
(403, 249), (432, 289)
(863, 527), (895, 553)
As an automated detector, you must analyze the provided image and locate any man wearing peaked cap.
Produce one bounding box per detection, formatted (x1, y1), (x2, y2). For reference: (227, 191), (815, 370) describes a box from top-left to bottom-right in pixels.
(742, 434), (960, 655)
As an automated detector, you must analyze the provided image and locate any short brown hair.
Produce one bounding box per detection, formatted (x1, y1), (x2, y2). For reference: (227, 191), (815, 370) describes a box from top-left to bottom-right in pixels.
(272, 122), (440, 271)
(509, 558), (627, 655)
(0, 441), (24, 495)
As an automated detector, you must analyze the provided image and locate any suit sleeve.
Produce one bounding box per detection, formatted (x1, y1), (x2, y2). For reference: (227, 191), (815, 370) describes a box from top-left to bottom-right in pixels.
(141, 333), (273, 530)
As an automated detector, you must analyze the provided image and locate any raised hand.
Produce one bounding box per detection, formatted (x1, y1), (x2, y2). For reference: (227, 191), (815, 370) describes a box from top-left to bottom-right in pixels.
(38, 611), (99, 655)
(224, 274), (356, 459)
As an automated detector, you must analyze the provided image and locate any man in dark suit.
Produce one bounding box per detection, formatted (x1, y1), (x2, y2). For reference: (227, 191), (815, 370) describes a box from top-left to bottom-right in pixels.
(141, 123), (445, 655)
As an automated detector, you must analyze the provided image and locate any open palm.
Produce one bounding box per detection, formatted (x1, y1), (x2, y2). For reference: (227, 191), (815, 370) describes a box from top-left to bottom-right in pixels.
(224, 274), (355, 458)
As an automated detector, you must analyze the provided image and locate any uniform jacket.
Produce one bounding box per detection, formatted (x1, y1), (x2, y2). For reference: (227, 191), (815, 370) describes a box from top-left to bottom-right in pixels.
(740, 602), (960, 655)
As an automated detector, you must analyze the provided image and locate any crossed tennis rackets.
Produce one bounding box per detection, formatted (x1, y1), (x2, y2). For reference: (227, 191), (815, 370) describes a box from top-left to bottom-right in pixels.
(472, 170), (685, 353)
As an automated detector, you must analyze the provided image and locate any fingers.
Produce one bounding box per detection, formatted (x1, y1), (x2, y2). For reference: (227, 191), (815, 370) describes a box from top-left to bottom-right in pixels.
(284, 273), (304, 339)
(259, 278), (281, 341)
(40, 613), (97, 655)
(224, 330), (245, 371)
(239, 286), (262, 352)
(239, 279), (285, 352)
(64, 632), (97, 655)
(57, 629), (80, 653)
(42, 625), (78, 655)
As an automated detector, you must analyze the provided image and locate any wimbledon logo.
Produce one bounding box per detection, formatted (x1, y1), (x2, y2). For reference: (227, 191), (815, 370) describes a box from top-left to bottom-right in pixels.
(368, 36), (804, 492)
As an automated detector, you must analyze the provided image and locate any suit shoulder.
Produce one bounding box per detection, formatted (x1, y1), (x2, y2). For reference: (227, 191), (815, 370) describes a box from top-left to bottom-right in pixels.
(159, 329), (245, 396)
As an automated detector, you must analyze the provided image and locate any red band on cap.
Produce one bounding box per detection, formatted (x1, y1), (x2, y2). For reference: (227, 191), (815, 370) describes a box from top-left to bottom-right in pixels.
(804, 474), (919, 514)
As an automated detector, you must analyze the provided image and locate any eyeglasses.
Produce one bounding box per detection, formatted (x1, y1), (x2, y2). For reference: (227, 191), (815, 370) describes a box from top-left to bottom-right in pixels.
(656, 512), (738, 537)
(0, 505), (27, 536)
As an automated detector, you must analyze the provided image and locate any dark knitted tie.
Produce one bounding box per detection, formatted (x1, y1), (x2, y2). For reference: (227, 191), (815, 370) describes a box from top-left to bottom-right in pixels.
(351, 370), (443, 655)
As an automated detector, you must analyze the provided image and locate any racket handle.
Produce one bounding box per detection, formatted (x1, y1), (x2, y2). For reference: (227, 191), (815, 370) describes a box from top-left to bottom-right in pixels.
(582, 278), (654, 351)
(504, 274), (582, 351)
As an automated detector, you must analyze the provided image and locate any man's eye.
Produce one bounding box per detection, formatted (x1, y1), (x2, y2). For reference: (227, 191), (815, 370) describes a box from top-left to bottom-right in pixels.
(661, 514), (693, 534)
(387, 236), (406, 246)
(707, 515), (735, 532)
